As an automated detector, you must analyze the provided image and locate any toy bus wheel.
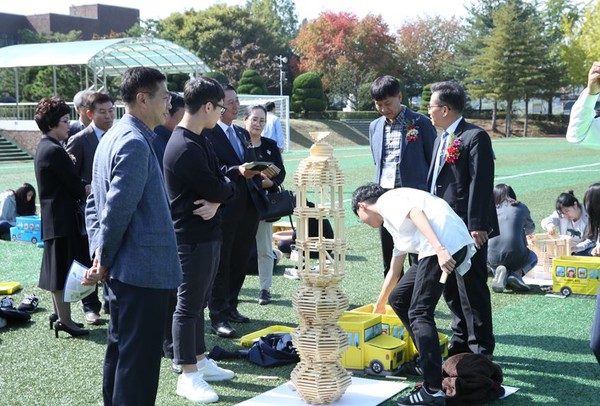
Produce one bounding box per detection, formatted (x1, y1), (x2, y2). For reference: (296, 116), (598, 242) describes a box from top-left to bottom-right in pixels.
(31, 237), (37, 244)
(560, 286), (572, 297)
(11, 235), (16, 241)
(370, 360), (384, 375)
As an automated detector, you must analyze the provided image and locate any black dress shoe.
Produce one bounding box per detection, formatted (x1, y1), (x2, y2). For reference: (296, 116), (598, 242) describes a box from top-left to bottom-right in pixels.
(228, 310), (250, 323)
(211, 321), (237, 338)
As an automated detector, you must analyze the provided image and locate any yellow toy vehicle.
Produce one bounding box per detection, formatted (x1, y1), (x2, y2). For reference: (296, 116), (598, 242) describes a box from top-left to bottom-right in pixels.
(350, 303), (448, 364)
(552, 256), (600, 297)
(338, 311), (406, 375)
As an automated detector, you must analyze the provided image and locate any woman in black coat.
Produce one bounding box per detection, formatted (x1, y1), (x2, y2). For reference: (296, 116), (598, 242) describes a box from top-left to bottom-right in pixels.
(244, 104), (286, 305)
(34, 97), (90, 338)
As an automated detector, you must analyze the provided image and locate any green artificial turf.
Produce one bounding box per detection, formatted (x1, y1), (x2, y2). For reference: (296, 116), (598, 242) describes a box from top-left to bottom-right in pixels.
(1, 138), (600, 405)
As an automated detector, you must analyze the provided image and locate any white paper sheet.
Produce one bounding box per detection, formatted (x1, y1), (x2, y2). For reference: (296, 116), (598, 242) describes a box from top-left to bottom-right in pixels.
(63, 260), (95, 303)
(236, 376), (409, 406)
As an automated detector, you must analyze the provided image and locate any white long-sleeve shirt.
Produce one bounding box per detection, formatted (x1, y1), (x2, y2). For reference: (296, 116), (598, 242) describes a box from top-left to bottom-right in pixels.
(566, 88), (600, 146)
(540, 207), (595, 253)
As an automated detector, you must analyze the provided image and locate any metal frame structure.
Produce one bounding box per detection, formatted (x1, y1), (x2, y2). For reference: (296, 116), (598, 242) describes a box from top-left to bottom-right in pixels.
(0, 37), (210, 117)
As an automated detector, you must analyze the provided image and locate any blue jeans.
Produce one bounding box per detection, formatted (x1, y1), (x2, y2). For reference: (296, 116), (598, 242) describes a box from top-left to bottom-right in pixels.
(522, 250), (538, 275)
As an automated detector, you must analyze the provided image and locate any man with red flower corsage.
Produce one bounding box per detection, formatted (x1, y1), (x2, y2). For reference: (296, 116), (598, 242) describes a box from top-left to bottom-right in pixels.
(369, 75), (437, 278)
(427, 81), (498, 361)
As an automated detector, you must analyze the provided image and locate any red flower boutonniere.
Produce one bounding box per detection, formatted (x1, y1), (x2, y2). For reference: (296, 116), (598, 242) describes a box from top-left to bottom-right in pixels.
(405, 119), (419, 142)
(445, 134), (462, 164)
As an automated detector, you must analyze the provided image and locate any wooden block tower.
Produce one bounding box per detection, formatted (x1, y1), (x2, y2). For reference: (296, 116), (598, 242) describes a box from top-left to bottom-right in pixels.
(290, 132), (351, 404)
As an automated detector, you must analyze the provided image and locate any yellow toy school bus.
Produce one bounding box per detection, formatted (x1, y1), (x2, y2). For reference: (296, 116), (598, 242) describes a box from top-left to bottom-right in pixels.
(552, 256), (600, 297)
(338, 312), (406, 375)
(350, 303), (448, 364)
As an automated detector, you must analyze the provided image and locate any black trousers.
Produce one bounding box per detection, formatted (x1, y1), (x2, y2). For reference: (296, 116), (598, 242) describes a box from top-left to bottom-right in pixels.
(162, 288), (177, 359)
(209, 200), (259, 323)
(388, 248), (467, 391)
(103, 279), (169, 406)
(443, 243), (495, 356)
(388, 255), (445, 391)
(173, 240), (221, 365)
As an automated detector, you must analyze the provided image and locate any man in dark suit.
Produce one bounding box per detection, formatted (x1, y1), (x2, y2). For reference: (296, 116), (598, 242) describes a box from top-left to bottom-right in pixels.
(68, 90), (93, 137)
(66, 92), (115, 325)
(369, 75), (436, 277)
(204, 85), (264, 338)
(427, 81), (498, 358)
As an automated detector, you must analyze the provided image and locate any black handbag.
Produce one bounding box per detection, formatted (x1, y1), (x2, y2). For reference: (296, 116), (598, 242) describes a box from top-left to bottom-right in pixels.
(260, 186), (295, 222)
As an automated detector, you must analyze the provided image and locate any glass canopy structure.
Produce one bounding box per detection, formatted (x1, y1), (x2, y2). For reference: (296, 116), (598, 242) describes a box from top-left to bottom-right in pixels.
(0, 37), (211, 97)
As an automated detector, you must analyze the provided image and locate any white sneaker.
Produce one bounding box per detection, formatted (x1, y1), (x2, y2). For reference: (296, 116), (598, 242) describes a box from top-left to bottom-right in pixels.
(284, 267), (300, 280)
(197, 358), (235, 382)
(176, 372), (218, 403)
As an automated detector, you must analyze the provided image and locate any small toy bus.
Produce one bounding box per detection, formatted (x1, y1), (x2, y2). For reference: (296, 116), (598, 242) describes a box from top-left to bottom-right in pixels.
(10, 215), (42, 244)
(338, 312), (406, 376)
(350, 303), (448, 364)
(552, 256), (600, 297)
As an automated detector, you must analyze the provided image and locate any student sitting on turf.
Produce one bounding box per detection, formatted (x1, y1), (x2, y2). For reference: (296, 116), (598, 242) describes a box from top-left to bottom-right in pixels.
(0, 183), (36, 240)
(352, 183), (476, 406)
(541, 190), (595, 256)
(488, 184), (537, 293)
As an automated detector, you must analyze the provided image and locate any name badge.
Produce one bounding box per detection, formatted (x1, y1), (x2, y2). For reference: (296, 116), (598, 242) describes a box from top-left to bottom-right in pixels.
(380, 162), (396, 189)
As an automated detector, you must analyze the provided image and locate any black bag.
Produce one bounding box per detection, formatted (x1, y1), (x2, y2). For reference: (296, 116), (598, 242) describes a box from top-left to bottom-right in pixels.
(260, 187), (295, 222)
(246, 333), (300, 367)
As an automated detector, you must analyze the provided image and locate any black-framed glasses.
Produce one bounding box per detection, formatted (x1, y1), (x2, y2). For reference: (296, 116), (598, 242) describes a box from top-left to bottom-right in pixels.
(215, 103), (227, 115)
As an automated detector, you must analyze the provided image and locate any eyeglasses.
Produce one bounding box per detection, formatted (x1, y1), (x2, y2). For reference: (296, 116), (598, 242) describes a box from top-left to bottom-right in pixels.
(139, 91), (171, 103)
(427, 104), (447, 111)
(215, 103), (227, 115)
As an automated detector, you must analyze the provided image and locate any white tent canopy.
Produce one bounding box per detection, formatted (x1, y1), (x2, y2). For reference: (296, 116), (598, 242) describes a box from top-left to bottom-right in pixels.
(0, 37), (210, 97)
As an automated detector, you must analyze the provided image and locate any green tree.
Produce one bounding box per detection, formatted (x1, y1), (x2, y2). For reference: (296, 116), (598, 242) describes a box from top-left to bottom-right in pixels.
(453, 0), (505, 82)
(157, 5), (283, 67)
(538, 0), (579, 114)
(203, 71), (229, 87)
(419, 84), (433, 115)
(22, 66), (82, 101)
(237, 69), (268, 94)
(291, 72), (326, 116)
(562, 0), (600, 87)
(246, 0), (298, 47)
(469, 1), (545, 137)
(395, 16), (465, 97)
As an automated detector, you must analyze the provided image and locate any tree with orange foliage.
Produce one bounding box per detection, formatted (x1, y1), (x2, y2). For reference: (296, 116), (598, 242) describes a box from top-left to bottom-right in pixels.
(291, 12), (397, 108)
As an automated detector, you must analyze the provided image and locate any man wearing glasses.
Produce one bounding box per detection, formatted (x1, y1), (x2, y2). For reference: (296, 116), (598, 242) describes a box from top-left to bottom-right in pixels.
(204, 85), (264, 338)
(84, 67), (182, 405)
(427, 81), (497, 361)
(163, 77), (238, 402)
